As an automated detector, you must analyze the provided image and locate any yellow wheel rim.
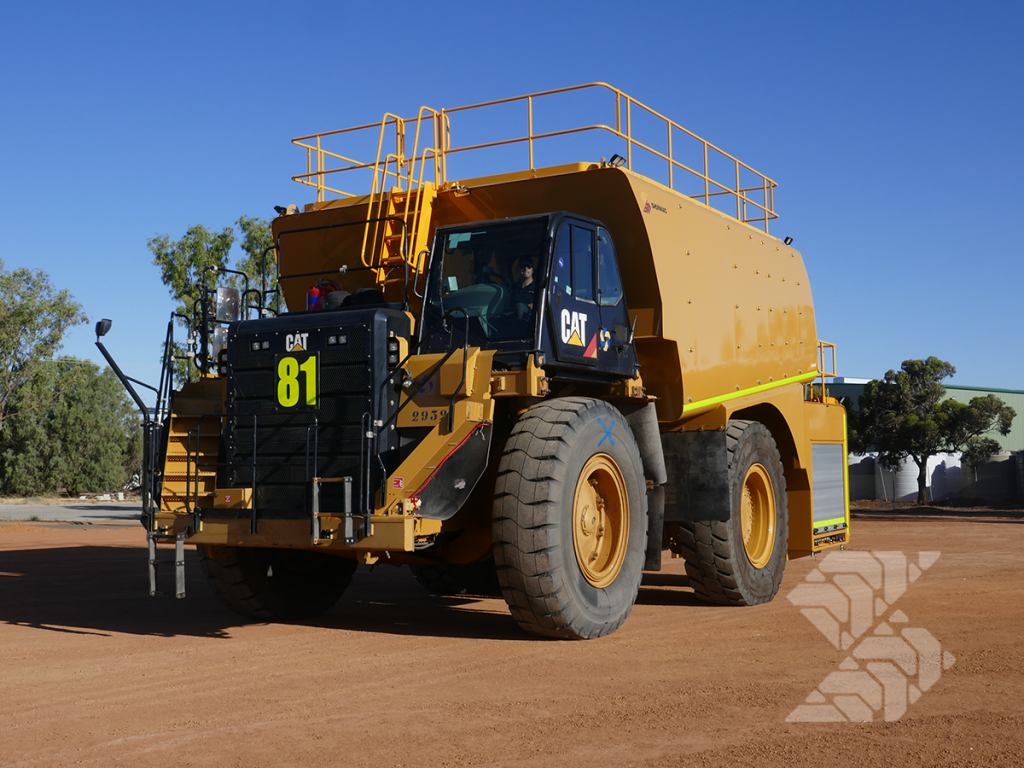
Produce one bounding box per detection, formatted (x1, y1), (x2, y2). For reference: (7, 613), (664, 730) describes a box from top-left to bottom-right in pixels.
(740, 463), (775, 569)
(572, 454), (629, 589)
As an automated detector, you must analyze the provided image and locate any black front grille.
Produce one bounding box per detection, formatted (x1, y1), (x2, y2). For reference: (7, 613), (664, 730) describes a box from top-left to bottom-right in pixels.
(223, 308), (404, 517)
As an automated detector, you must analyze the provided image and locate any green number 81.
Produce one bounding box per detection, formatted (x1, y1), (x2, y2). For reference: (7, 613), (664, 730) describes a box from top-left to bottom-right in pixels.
(277, 356), (317, 407)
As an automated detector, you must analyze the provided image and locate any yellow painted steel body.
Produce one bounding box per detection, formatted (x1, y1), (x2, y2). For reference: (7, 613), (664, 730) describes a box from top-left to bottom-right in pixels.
(268, 161), (848, 557)
(275, 163), (817, 421)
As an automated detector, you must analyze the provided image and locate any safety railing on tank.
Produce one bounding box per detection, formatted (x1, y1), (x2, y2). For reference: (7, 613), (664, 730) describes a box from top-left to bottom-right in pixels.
(292, 107), (447, 203)
(291, 83), (778, 233)
(814, 340), (838, 401)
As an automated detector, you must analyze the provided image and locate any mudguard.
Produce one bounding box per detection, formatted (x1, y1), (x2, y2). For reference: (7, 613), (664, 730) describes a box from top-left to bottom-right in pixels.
(410, 424), (493, 521)
(661, 430), (731, 522)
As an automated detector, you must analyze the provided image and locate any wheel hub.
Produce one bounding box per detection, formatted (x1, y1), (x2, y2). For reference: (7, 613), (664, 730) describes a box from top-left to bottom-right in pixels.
(572, 454), (629, 588)
(739, 463), (775, 569)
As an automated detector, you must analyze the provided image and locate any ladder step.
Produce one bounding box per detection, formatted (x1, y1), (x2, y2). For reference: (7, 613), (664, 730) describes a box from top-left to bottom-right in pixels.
(148, 532), (187, 599)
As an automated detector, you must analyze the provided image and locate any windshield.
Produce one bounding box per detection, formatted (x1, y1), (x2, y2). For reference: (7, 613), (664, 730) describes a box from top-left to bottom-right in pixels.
(424, 218), (548, 345)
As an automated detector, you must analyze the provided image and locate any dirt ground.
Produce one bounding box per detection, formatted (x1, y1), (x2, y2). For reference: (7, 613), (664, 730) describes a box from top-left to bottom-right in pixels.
(1, 511), (1022, 767)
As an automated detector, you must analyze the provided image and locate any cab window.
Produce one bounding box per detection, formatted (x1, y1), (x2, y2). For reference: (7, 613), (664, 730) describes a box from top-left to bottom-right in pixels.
(423, 218), (548, 344)
(571, 225), (594, 302)
(597, 228), (623, 306)
(553, 222), (572, 296)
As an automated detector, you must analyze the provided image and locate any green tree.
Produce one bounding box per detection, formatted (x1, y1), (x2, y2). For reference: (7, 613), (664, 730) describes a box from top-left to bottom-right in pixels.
(0, 260), (88, 433)
(149, 224), (234, 381)
(149, 224), (236, 318)
(851, 357), (1016, 503)
(0, 360), (141, 496)
(233, 215), (281, 314)
(0, 365), (55, 493)
(149, 218), (278, 381)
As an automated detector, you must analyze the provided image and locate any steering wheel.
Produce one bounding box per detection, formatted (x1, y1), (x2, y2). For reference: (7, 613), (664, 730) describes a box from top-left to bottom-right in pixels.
(473, 270), (511, 289)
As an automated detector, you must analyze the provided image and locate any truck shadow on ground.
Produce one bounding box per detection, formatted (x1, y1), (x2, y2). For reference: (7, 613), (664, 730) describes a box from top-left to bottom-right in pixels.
(0, 546), (233, 639)
(0, 546), (541, 641)
(0, 545), (707, 640)
(635, 572), (706, 607)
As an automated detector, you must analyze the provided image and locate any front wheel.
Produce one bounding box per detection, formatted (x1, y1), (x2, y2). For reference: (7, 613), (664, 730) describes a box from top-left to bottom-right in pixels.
(492, 397), (648, 639)
(198, 546), (357, 621)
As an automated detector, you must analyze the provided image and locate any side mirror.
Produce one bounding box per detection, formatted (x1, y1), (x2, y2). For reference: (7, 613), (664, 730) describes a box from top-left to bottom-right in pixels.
(95, 318), (112, 338)
(215, 287), (241, 322)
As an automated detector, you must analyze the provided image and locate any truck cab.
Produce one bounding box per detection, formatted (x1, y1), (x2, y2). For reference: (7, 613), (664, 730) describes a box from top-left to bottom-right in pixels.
(420, 213), (638, 381)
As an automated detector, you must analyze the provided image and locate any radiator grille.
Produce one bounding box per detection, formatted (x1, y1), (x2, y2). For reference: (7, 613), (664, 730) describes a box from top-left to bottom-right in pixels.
(226, 323), (373, 515)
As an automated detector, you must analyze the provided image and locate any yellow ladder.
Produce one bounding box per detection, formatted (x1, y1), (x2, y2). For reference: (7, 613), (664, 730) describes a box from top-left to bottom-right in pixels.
(357, 109), (444, 299)
(160, 378), (224, 513)
(375, 184), (437, 293)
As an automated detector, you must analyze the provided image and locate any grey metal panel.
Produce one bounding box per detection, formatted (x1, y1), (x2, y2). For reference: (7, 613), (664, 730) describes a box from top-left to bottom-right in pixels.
(812, 443), (845, 523)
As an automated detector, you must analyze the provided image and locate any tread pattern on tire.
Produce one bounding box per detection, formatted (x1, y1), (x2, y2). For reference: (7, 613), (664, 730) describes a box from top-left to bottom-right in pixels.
(198, 546), (357, 621)
(671, 420), (789, 606)
(492, 397), (647, 639)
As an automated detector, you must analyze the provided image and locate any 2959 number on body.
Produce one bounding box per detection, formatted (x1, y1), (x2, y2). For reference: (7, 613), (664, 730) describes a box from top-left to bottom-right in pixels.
(411, 408), (447, 423)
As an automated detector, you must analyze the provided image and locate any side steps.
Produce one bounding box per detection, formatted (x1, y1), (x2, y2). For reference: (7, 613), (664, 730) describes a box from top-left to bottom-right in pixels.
(148, 531), (188, 598)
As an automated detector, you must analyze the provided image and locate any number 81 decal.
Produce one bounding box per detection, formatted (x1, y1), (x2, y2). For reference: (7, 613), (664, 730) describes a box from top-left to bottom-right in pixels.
(277, 354), (318, 408)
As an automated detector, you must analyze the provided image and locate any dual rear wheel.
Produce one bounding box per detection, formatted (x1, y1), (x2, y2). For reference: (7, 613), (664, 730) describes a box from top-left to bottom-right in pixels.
(667, 420), (789, 605)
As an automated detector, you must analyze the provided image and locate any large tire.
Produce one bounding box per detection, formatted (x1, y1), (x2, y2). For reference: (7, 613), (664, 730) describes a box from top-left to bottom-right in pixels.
(669, 420), (788, 605)
(197, 545), (357, 621)
(410, 559), (501, 597)
(492, 397), (648, 639)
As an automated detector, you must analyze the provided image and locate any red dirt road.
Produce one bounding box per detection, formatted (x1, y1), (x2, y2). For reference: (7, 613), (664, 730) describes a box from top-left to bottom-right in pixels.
(1, 514), (1022, 767)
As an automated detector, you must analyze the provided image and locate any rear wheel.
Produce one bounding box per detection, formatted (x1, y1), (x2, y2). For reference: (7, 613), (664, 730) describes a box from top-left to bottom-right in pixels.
(198, 546), (357, 621)
(669, 420), (788, 605)
(492, 397), (647, 639)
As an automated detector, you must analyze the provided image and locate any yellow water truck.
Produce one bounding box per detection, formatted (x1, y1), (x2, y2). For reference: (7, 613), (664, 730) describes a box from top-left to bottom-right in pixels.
(106, 84), (849, 639)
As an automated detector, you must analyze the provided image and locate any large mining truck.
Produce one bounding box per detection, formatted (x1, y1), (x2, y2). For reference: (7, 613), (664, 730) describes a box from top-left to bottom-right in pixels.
(99, 84), (849, 639)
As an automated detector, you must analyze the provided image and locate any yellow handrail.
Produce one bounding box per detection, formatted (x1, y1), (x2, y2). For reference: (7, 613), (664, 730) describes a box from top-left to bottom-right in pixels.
(291, 83), (779, 232)
(816, 341), (838, 400)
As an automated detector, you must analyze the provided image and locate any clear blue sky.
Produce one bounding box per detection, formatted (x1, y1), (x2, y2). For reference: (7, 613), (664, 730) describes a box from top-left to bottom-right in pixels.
(2, 1), (1021, 389)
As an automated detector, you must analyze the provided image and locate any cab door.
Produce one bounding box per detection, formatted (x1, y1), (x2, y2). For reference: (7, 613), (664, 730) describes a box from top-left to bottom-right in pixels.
(595, 226), (636, 377)
(549, 220), (600, 366)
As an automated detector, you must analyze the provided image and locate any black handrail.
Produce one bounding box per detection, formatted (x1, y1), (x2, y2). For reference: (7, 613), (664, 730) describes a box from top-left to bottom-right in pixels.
(377, 307), (470, 435)
(360, 411), (372, 538)
(94, 314), (181, 531)
(250, 413), (258, 534)
(275, 216), (413, 311)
